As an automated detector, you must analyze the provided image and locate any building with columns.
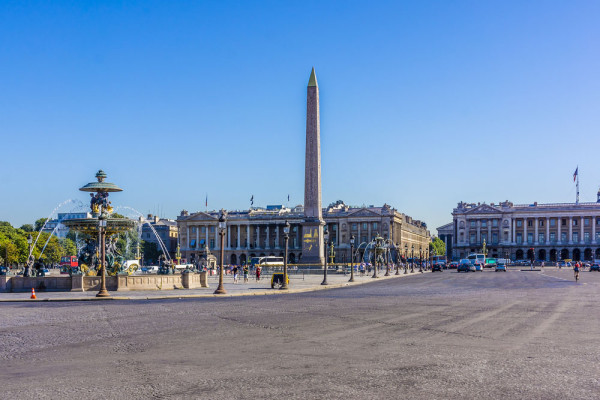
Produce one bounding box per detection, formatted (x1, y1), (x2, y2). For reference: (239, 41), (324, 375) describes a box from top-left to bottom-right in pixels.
(452, 194), (600, 262)
(436, 222), (453, 261)
(176, 201), (430, 265)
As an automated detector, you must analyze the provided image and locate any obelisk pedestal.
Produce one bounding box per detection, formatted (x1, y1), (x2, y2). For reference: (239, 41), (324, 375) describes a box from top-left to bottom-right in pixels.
(301, 68), (325, 265)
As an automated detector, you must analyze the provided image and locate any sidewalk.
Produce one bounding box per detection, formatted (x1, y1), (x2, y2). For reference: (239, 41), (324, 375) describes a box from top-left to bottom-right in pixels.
(0, 269), (426, 302)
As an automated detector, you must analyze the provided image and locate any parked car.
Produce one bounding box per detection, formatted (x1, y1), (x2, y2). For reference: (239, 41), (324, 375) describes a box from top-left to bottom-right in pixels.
(590, 264), (600, 272)
(495, 262), (507, 272)
(458, 259), (475, 273)
(448, 261), (459, 269)
(432, 263), (443, 272)
(558, 262), (572, 268)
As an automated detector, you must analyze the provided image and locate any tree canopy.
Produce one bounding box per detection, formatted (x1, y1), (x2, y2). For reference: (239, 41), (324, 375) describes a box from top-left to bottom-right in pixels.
(429, 237), (446, 257)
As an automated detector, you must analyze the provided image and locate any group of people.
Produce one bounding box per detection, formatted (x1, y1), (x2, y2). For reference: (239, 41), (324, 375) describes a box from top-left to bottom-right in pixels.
(221, 264), (260, 284)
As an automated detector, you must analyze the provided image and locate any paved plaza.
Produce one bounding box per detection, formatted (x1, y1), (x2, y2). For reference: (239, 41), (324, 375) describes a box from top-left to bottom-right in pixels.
(1, 268), (599, 399)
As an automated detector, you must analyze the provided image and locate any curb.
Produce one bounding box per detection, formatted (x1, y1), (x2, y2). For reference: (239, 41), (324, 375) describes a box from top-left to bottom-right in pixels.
(0, 271), (427, 302)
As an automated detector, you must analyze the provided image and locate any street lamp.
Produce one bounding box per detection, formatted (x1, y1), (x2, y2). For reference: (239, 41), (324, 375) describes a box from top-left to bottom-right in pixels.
(281, 220), (290, 290)
(214, 210), (227, 294)
(372, 235), (380, 279)
(349, 235), (355, 282)
(395, 243), (400, 275)
(384, 240), (390, 276)
(404, 244), (408, 274)
(96, 211), (110, 297)
(411, 245), (415, 273)
(322, 228), (329, 285)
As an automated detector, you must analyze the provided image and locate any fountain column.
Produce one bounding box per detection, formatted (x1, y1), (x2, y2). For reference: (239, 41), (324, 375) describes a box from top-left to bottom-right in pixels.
(205, 226), (209, 248)
(237, 225), (241, 249)
(246, 224), (250, 248)
(195, 226), (199, 249)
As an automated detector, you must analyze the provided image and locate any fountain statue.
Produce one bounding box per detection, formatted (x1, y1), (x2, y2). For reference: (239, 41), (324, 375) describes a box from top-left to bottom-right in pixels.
(63, 170), (136, 279)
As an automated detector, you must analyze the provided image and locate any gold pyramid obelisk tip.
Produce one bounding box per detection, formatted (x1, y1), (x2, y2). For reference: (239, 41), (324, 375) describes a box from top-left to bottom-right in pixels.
(308, 67), (318, 87)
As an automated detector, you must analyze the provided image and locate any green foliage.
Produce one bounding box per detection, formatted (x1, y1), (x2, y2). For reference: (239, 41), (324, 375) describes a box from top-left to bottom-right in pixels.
(142, 241), (160, 264)
(429, 237), (446, 256)
(19, 224), (34, 232)
(0, 240), (18, 265)
(34, 218), (49, 232)
(0, 221), (77, 265)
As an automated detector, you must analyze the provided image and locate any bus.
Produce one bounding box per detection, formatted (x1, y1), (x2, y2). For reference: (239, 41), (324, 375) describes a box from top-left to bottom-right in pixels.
(60, 256), (78, 268)
(250, 256), (284, 268)
(467, 253), (486, 267)
(59, 255), (78, 274)
(432, 255), (446, 266)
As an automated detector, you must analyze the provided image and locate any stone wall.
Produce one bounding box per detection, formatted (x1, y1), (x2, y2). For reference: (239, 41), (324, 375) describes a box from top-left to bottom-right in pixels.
(0, 272), (208, 293)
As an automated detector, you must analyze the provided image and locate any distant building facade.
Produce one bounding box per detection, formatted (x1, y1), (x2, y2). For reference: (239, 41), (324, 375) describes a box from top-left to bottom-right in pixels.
(43, 212), (92, 238)
(141, 215), (178, 258)
(436, 222), (453, 261)
(452, 194), (600, 262)
(176, 201), (430, 265)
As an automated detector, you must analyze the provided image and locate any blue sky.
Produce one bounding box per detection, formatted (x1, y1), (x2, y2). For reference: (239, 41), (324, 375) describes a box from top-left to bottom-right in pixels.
(1, 1), (599, 232)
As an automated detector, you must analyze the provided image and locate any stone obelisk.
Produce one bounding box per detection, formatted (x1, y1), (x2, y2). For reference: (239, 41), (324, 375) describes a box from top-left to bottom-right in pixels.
(301, 68), (325, 264)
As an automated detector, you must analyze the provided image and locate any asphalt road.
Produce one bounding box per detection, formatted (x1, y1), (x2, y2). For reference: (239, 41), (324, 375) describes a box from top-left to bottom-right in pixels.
(1, 268), (599, 399)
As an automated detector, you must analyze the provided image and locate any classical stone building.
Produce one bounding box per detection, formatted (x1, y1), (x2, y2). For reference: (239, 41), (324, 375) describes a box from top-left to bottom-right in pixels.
(140, 215), (178, 258)
(451, 194), (600, 262)
(176, 202), (430, 265)
(436, 222), (453, 261)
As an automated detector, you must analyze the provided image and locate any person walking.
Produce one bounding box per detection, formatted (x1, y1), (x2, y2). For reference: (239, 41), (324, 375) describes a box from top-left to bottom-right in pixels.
(243, 265), (249, 283)
(256, 265), (261, 281)
(574, 261), (580, 282)
(233, 265), (239, 284)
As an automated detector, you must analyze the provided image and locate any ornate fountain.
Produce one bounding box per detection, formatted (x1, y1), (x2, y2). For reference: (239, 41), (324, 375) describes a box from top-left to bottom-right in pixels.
(63, 170), (136, 296)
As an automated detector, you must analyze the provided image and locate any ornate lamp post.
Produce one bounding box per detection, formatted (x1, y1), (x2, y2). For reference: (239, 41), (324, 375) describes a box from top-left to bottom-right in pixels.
(349, 235), (355, 282)
(321, 228), (329, 285)
(372, 235), (381, 279)
(419, 247), (423, 273)
(214, 210), (227, 295)
(384, 240), (390, 276)
(281, 220), (290, 290)
(96, 210), (110, 298)
(395, 244), (400, 275)
(404, 244), (408, 274)
(411, 245), (415, 273)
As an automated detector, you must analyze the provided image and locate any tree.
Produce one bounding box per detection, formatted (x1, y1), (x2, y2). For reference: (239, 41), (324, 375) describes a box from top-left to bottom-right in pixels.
(0, 240), (19, 267)
(34, 218), (49, 232)
(429, 237), (446, 257)
(60, 238), (77, 257)
(20, 224), (34, 232)
(142, 241), (160, 264)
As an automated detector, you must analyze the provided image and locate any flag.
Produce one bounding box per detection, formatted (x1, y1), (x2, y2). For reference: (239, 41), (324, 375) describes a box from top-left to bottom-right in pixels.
(250, 195), (254, 206)
(205, 194), (207, 207)
(287, 194), (290, 202)
(573, 167), (578, 182)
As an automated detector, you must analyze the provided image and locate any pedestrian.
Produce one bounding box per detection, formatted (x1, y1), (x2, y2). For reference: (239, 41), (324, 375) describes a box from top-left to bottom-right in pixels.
(256, 265), (261, 281)
(243, 265), (249, 283)
(233, 265), (239, 284)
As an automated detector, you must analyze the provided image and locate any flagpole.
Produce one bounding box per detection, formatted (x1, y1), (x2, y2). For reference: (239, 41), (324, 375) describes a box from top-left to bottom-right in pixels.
(576, 169), (580, 205)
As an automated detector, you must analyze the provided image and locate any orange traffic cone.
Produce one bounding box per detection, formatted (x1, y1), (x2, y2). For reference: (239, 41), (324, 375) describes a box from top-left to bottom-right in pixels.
(30, 288), (36, 299)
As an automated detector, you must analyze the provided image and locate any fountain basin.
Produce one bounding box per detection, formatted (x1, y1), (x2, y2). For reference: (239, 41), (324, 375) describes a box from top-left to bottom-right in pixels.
(63, 218), (136, 235)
